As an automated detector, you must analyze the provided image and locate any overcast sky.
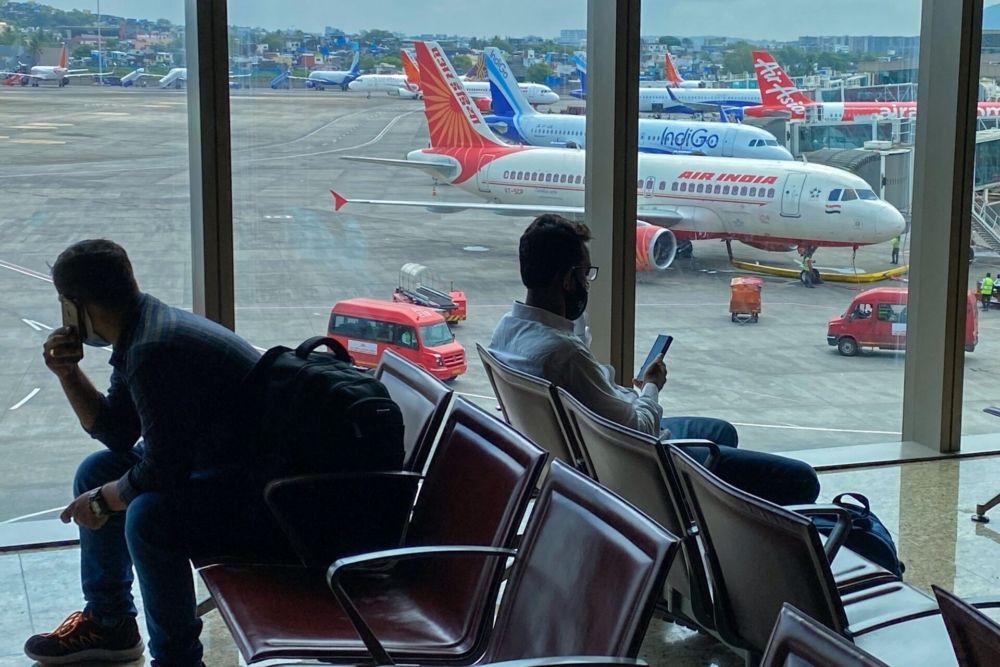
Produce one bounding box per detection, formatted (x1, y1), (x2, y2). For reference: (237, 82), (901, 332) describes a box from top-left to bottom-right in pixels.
(29, 1), (1000, 41)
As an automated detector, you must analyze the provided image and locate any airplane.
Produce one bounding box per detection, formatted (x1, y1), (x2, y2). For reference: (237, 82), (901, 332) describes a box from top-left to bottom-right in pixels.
(348, 72), (420, 98)
(745, 50), (1000, 120)
(329, 40), (906, 274)
(290, 50), (361, 91)
(482, 47), (792, 160)
(402, 48), (559, 108)
(0, 45), (92, 87)
(663, 49), (704, 88)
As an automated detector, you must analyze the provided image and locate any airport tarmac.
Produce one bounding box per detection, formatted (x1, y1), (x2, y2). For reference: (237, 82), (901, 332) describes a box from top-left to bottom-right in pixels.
(1, 85), (999, 522)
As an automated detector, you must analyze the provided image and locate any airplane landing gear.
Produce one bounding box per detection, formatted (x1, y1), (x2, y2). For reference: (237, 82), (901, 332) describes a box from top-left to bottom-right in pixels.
(797, 245), (821, 288)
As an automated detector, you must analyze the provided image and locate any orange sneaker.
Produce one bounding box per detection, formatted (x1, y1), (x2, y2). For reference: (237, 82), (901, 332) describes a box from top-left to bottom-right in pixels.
(24, 610), (143, 664)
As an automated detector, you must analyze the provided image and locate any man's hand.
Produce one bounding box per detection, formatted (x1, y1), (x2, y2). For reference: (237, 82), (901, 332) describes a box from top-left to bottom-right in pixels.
(43, 327), (83, 379)
(639, 354), (668, 391)
(60, 489), (109, 530)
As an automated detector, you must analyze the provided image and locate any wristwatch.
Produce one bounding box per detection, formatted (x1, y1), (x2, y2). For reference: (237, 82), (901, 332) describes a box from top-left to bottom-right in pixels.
(88, 488), (112, 517)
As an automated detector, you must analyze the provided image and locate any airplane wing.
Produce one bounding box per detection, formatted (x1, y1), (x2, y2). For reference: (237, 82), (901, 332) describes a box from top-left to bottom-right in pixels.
(331, 189), (583, 218)
(65, 72), (99, 78)
(340, 155), (459, 180)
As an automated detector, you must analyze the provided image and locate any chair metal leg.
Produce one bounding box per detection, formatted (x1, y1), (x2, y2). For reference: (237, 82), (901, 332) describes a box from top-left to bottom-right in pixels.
(973, 491), (1000, 523)
(196, 595), (217, 617)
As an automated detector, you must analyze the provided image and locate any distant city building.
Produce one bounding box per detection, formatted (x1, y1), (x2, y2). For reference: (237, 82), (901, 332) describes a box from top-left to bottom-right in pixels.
(558, 29), (586, 46)
(798, 35), (919, 55)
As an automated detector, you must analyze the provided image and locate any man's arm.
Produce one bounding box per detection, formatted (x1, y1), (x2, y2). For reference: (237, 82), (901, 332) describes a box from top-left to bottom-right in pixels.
(562, 346), (664, 436)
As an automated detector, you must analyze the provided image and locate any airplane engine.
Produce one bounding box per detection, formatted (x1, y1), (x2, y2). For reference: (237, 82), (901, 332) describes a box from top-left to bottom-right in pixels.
(739, 240), (797, 253)
(474, 97), (492, 112)
(636, 221), (677, 271)
(394, 87), (422, 99)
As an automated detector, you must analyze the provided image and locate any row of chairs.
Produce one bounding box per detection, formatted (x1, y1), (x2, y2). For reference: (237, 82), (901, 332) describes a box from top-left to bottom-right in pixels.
(476, 344), (1000, 666)
(200, 348), (1000, 666)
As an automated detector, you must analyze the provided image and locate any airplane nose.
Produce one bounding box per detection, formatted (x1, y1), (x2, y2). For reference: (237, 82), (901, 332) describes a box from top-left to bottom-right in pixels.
(348, 81), (360, 90)
(880, 205), (906, 238)
(544, 92), (560, 104)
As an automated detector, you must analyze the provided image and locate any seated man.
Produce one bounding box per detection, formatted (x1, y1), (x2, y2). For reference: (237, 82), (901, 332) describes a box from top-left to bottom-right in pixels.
(490, 214), (819, 505)
(26, 240), (293, 666)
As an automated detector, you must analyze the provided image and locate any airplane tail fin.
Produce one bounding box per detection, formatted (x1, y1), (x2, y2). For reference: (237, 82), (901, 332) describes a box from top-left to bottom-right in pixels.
(401, 49), (420, 87)
(414, 41), (505, 149)
(752, 50), (811, 110)
(349, 49), (360, 74)
(58, 44), (67, 69)
(664, 49), (683, 85)
(484, 47), (534, 118)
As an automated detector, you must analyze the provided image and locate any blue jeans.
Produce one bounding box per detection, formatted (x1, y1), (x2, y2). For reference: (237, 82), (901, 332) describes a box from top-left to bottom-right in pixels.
(75, 445), (291, 666)
(661, 416), (820, 505)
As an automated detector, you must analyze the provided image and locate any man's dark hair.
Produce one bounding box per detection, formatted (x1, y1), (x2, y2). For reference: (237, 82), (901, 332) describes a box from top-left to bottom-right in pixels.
(52, 239), (140, 310)
(519, 214), (592, 288)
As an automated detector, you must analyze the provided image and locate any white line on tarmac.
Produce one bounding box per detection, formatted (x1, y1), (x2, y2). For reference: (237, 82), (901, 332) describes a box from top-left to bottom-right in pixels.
(22, 319), (52, 332)
(246, 111), (417, 163)
(457, 391), (499, 401)
(9, 388), (40, 410)
(731, 421), (901, 436)
(1, 506), (64, 524)
(0, 259), (52, 282)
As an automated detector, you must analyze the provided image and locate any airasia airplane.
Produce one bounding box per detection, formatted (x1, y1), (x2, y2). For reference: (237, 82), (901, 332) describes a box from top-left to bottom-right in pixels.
(330, 41), (905, 273)
(0, 45), (92, 87)
(745, 49), (1000, 120)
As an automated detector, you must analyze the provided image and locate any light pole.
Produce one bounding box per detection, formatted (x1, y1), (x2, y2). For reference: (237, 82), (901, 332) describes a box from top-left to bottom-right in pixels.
(96, 0), (102, 77)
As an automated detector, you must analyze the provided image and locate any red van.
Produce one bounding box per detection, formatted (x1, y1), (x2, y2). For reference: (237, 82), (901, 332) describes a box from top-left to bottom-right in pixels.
(328, 298), (467, 380)
(827, 287), (978, 356)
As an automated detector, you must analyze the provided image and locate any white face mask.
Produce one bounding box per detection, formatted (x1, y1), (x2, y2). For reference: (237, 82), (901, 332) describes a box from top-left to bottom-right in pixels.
(80, 305), (111, 347)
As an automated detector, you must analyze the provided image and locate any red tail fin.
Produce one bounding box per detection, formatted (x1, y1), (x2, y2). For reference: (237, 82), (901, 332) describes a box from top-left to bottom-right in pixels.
(752, 50), (811, 114)
(414, 41), (504, 149)
(58, 44), (67, 69)
(401, 49), (420, 87)
(664, 51), (683, 86)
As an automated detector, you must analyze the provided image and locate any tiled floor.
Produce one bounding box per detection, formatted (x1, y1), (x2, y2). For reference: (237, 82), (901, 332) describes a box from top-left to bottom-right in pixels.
(5, 456), (1000, 666)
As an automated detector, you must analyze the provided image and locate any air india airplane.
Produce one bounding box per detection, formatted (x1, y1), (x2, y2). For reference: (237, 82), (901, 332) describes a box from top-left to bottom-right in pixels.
(0, 45), (92, 87)
(402, 49), (559, 107)
(330, 41), (906, 273)
(745, 50), (1000, 120)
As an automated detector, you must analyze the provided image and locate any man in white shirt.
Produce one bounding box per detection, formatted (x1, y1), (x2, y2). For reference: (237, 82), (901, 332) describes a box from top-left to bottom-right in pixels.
(490, 214), (819, 505)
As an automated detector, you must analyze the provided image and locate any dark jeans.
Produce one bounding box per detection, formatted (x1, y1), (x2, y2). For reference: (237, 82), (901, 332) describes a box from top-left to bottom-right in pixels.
(75, 444), (292, 666)
(661, 416), (820, 505)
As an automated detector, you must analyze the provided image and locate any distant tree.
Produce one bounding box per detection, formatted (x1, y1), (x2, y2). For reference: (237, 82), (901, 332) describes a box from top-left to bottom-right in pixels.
(26, 31), (47, 64)
(487, 36), (513, 53)
(658, 36), (681, 47)
(452, 53), (475, 72)
(72, 44), (91, 60)
(525, 62), (552, 83)
(721, 41), (754, 77)
(155, 18), (172, 29)
(261, 30), (284, 52)
(379, 54), (402, 69)
(359, 29), (396, 47)
(359, 53), (376, 72)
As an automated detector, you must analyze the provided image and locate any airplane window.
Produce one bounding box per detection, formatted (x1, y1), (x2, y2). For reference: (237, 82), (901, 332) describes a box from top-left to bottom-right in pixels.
(842, 189), (858, 201)
(503, 170), (510, 179)
(671, 182), (679, 191)
(658, 181), (666, 191)
(858, 189), (879, 200)
(545, 173), (552, 182)
(723, 185), (731, 195)
(561, 174), (568, 183)
(531, 171), (538, 181)
(749, 187), (757, 196)
(646, 177), (655, 189)
(768, 188), (776, 198)
(637, 179), (643, 189)
(740, 186), (748, 196)
(517, 171), (524, 180)
(680, 182), (688, 192)
(828, 189), (842, 201)
(714, 184), (721, 194)
(766, 140), (779, 146)
(575, 175), (582, 184)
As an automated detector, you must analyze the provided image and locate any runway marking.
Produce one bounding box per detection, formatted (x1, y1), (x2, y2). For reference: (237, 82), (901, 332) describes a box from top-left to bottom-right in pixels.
(730, 421), (901, 436)
(10, 388), (40, 410)
(457, 391), (498, 402)
(247, 111), (418, 163)
(0, 259), (53, 282)
(21, 319), (52, 332)
(91, 111), (131, 116)
(12, 138), (67, 145)
(1, 505), (64, 524)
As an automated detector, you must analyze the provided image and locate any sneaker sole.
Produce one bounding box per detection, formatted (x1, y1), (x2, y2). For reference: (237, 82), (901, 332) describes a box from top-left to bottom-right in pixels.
(25, 639), (144, 664)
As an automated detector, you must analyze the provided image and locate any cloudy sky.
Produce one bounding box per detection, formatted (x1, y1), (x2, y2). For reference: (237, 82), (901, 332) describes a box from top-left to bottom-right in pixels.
(29, 1), (1000, 41)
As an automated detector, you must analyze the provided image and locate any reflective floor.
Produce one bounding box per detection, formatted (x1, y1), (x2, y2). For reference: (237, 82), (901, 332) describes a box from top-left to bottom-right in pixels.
(4, 455), (1000, 666)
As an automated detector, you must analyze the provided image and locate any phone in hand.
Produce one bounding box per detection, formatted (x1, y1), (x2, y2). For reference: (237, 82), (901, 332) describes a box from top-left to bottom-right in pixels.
(638, 334), (673, 377)
(60, 297), (85, 357)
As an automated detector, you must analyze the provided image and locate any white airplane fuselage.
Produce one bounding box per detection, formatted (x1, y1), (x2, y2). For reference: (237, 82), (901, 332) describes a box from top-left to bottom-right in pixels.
(348, 74), (419, 97)
(640, 86), (762, 113)
(463, 80), (560, 106)
(404, 147), (904, 247)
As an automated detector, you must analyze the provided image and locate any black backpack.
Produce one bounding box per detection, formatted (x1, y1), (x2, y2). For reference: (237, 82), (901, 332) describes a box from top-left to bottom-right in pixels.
(811, 492), (905, 578)
(241, 336), (405, 478)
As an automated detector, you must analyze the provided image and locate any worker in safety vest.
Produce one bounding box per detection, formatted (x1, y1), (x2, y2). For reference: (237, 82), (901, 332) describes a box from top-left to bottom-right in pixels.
(982, 273), (994, 311)
(891, 236), (900, 265)
(799, 251), (815, 289)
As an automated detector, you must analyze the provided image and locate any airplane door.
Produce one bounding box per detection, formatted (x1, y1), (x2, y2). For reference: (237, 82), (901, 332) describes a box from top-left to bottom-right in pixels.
(477, 155), (492, 193)
(722, 128), (736, 157)
(780, 173), (807, 217)
(643, 176), (656, 199)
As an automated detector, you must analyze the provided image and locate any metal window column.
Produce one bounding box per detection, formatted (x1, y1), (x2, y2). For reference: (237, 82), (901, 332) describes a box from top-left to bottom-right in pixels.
(585, 0), (640, 377)
(186, 0), (235, 328)
(902, 0), (982, 452)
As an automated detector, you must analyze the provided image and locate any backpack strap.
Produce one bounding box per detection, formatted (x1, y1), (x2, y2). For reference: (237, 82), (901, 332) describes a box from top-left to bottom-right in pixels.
(832, 492), (871, 517)
(295, 336), (351, 363)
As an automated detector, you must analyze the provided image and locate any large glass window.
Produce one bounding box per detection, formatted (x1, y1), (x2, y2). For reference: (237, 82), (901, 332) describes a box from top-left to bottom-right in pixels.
(0, 2), (190, 523)
(637, 4), (919, 454)
(228, 1), (585, 413)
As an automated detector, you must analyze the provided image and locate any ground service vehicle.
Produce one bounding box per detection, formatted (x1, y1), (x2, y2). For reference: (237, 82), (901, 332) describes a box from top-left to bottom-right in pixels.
(827, 287), (978, 356)
(392, 263), (467, 323)
(328, 298), (467, 380)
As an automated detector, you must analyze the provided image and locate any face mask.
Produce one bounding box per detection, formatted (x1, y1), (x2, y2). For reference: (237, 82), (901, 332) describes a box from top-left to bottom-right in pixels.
(564, 272), (589, 322)
(80, 306), (111, 347)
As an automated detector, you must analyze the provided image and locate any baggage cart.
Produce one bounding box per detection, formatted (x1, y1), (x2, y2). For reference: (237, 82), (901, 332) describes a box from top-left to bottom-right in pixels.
(730, 276), (762, 323)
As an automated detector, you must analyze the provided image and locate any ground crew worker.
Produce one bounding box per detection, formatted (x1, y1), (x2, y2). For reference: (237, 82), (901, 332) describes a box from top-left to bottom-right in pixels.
(891, 236), (900, 264)
(800, 252), (815, 288)
(982, 273), (994, 311)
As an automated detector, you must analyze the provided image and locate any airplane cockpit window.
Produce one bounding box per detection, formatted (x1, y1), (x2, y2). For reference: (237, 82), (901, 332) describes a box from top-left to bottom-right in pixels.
(766, 139), (780, 146)
(842, 189), (858, 201)
(828, 189), (842, 201)
(857, 189), (879, 200)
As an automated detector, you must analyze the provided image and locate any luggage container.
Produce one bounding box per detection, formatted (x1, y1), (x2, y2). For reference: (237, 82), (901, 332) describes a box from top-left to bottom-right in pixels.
(729, 276), (762, 323)
(392, 263), (467, 324)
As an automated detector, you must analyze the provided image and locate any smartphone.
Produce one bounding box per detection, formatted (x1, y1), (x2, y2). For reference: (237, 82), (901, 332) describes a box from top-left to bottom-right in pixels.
(60, 297), (85, 357)
(638, 334), (673, 377)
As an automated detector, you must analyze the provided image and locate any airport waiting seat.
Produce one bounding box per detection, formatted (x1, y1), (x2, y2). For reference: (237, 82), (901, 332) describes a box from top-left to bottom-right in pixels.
(476, 343), (590, 473)
(668, 446), (990, 667)
(327, 461), (678, 666)
(200, 397), (547, 664)
(933, 585), (1000, 666)
(760, 604), (889, 667)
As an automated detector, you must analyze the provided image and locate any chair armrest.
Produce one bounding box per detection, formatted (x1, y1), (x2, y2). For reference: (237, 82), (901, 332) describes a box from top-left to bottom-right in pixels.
(851, 595), (1000, 637)
(264, 471), (423, 568)
(476, 659), (648, 667)
(786, 504), (853, 562)
(326, 545), (516, 666)
(660, 439), (722, 471)
(985, 406), (1000, 418)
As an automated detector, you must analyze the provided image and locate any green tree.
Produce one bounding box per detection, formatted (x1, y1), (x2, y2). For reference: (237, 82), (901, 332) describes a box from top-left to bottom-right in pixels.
(451, 53), (475, 72)
(525, 62), (552, 83)
(72, 44), (92, 60)
(378, 54), (402, 69)
(487, 36), (513, 53)
(359, 53), (376, 72)
(658, 36), (681, 47)
(721, 41), (754, 77)
(26, 31), (47, 64)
